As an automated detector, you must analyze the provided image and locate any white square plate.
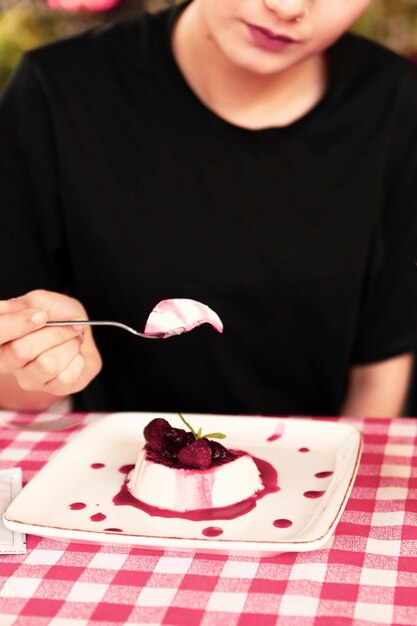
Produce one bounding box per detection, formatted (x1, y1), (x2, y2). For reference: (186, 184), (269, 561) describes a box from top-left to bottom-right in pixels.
(4, 413), (362, 556)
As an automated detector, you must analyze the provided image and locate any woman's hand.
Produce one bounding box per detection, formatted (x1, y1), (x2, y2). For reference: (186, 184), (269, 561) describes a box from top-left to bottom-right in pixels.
(0, 290), (102, 403)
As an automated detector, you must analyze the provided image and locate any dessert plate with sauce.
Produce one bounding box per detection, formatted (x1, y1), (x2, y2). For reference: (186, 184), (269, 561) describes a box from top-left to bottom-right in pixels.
(4, 413), (362, 557)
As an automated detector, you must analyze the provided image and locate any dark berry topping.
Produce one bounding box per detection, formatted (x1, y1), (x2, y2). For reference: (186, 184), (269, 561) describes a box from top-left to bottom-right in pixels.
(143, 416), (234, 469)
(165, 428), (195, 453)
(177, 439), (212, 469)
(209, 440), (236, 462)
(143, 418), (172, 452)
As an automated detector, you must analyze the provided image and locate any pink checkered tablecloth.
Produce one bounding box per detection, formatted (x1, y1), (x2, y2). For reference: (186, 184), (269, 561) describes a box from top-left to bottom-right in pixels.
(0, 413), (416, 626)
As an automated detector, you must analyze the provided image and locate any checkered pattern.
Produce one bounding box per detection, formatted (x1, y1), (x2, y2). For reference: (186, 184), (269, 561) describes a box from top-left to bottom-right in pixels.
(1, 414), (416, 626)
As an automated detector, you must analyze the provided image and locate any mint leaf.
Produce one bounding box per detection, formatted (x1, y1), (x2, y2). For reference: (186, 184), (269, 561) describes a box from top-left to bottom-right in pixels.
(177, 413), (197, 438)
(177, 414), (227, 441)
(201, 432), (227, 440)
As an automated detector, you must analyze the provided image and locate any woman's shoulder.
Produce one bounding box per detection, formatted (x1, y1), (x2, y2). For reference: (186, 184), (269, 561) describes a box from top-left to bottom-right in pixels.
(335, 32), (417, 92)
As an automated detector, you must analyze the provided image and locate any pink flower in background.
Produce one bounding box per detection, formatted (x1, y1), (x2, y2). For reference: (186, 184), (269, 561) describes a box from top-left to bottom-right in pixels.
(47, 0), (120, 12)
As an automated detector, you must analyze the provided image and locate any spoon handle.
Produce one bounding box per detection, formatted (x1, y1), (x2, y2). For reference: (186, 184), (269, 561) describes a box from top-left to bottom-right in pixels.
(45, 320), (171, 338)
(46, 320), (148, 337)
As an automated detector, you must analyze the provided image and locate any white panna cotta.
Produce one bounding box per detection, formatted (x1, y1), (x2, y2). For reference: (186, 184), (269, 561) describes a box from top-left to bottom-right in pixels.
(144, 298), (223, 336)
(127, 449), (263, 512)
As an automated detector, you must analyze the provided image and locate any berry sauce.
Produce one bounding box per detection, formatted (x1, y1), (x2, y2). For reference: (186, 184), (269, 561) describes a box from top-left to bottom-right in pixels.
(267, 422), (284, 442)
(273, 519), (293, 528)
(202, 527), (223, 537)
(69, 502), (86, 510)
(119, 464), (135, 475)
(144, 444), (236, 470)
(315, 471), (333, 479)
(298, 447), (310, 453)
(90, 512), (107, 522)
(113, 454), (279, 521)
(104, 528), (123, 532)
(304, 491), (325, 499)
(91, 463), (105, 469)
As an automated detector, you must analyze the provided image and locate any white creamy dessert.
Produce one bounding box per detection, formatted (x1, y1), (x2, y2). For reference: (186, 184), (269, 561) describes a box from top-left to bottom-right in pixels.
(126, 416), (263, 512)
(127, 449), (262, 512)
(144, 298), (223, 336)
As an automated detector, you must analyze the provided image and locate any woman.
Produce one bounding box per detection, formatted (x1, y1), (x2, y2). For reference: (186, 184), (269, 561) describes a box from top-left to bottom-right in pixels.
(0, 0), (416, 416)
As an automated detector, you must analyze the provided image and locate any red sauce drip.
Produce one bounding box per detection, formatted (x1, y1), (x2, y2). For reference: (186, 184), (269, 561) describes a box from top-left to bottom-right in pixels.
(104, 528), (122, 532)
(299, 447), (310, 453)
(113, 455), (279, 522)
(315, 471), (333, 479)
(202, 527), (223, 537)
(273, 519), (293, 528)
(90, 512), (107, 521)
(119, 464), (135, 474)
(267, 423), (284, 442)
(91, 463), (105, 469)
(69, 502), (86, 510)
(304, 490), (325, 498)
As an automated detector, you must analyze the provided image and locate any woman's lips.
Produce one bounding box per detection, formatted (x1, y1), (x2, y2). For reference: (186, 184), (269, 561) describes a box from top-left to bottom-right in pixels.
(248, 24), (297, 52)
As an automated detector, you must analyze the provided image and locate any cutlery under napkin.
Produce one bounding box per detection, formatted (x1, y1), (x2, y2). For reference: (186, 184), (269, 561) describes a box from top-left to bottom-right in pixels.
(0, 468), (26, 554)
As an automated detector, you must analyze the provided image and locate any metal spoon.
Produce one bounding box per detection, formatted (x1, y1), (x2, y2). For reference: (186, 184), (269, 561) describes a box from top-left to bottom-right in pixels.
(46, 320), (184, 339)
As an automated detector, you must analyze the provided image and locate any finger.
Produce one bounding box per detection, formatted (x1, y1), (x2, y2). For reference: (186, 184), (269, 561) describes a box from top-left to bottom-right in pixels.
(0, 298), (28, 315)
(15, 337), (83, 391)
(47, 341), (103, 396)
(0, 325), (84, 372)
(44, 353), (86, 395)
(0, 308), (48, 345)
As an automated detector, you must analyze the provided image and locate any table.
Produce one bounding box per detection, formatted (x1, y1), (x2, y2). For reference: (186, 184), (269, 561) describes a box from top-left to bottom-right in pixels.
(0, 413), (416, 626)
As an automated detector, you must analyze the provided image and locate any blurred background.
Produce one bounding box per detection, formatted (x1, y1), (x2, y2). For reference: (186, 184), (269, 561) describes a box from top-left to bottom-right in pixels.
(0, 0), (417, 90)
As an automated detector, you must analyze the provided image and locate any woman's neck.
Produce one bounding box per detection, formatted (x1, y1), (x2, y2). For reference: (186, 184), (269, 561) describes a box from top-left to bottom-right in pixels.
(172, 3), (328, 130)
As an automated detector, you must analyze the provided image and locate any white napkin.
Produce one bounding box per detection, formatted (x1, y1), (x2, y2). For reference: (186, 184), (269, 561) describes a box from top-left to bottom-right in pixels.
(0, 468), (26, 554)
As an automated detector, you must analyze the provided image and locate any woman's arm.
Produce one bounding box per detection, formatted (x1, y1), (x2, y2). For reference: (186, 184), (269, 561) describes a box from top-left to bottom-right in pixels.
(341, 353), (414, 418)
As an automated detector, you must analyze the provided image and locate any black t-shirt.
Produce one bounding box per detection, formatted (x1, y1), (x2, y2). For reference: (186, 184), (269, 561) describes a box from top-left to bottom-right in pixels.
(1, 4), (417, 415)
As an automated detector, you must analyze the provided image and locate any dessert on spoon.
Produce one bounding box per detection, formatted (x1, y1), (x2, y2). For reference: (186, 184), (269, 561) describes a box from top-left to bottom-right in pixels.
(46, 298), (223, 339)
